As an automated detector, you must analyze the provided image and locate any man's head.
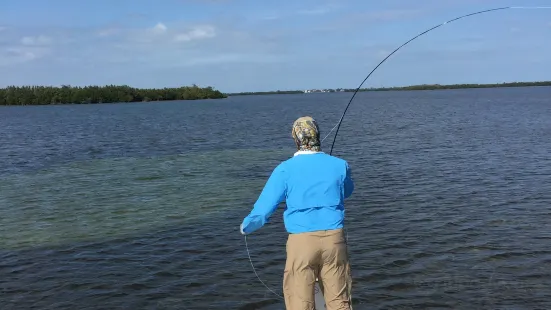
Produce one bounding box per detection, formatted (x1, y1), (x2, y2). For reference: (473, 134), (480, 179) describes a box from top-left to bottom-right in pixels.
(291, 116), (321, 152)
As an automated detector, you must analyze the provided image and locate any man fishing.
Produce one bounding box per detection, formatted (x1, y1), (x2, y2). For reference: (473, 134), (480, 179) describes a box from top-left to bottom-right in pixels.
(240, 116), (354, 310)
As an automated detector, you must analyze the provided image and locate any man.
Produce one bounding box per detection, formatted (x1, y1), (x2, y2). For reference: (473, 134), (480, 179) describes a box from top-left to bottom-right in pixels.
(240, 116), (354, 310)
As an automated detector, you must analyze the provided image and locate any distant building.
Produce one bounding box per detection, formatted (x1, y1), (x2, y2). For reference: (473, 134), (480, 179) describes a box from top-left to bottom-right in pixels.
(303, 88), (344, 93)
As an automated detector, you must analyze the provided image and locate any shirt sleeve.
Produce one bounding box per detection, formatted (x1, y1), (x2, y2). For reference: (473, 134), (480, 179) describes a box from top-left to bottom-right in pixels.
(241, 163), (287, 234)
(344, 162), (354, 199)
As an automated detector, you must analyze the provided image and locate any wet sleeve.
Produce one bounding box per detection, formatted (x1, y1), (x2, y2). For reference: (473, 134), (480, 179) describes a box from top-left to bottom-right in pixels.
(240, 163), (287, 235)
(344, 162), (354, 199)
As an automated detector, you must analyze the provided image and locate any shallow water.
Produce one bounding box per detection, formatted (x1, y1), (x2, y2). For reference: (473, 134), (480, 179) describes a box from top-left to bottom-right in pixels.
(1, 87), (551, 309)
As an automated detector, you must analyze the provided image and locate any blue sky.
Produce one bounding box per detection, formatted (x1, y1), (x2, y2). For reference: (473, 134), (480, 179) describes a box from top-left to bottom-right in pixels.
(1, 0), (550, 92)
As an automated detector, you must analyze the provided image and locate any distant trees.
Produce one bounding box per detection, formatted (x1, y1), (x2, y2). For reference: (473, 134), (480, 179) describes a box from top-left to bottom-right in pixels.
(227, 81), (551, 96)
(0, 84), (227, 106)
(229, 90), (304, 96)
(362, 81), (551, 92)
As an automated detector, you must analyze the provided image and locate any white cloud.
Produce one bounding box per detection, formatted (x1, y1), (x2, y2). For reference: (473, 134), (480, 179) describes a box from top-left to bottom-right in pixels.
(174, 25), (216, 42)
(151, 22), (167, 34)
(0, 18), (276, 76)
(21, 35), (52, 46)
(0, 46), (50, 66)
(119, 22), (170, 44)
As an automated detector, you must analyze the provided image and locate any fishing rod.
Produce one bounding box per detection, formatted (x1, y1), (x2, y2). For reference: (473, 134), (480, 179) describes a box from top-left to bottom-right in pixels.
(322, 5), (551, 156)
(246, 5), (551, 301)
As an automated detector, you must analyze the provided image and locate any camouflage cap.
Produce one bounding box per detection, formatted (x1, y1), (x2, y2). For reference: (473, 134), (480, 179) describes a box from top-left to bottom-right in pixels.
(291, 116), (321, 151)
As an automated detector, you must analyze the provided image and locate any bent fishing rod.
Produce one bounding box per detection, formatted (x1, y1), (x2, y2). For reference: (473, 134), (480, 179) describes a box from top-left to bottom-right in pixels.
(322, 5), (551, 156)
(246, 5), (551, 300)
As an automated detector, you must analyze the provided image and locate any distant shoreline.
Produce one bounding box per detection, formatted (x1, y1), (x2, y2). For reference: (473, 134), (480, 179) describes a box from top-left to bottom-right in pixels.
(0, 84), (227, 106)
(227, 81), (551, 96)
(2, 81), (549, 106)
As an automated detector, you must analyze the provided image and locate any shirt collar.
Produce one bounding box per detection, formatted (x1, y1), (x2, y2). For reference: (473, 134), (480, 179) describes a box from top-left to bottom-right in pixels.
(293, 150), (323, 157)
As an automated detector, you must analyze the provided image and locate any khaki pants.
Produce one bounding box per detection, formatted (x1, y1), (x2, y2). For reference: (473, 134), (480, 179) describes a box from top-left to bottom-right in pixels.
(283, 228), (352, 310)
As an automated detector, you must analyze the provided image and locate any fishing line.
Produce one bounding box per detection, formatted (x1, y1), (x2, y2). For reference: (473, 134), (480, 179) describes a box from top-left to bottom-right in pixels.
(244, 235), (285, 299)
(246, 5), (551, 300)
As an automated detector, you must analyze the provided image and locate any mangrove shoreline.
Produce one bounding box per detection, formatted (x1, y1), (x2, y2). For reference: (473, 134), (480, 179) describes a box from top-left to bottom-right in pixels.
(0, 84), (227, 106)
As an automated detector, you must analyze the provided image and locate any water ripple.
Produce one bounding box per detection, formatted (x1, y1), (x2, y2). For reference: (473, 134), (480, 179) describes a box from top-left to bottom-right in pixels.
(1, 88), (551, 309)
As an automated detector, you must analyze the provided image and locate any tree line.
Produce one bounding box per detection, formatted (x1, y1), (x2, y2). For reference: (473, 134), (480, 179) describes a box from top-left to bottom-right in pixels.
(0, 84), (227, 106)
(229, 90), (304, 96)
(227, 81), (551, 96)
(361, 81), (551, 92)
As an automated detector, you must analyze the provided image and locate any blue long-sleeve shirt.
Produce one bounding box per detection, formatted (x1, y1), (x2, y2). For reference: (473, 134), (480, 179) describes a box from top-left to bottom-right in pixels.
(240, 151), (354, 234)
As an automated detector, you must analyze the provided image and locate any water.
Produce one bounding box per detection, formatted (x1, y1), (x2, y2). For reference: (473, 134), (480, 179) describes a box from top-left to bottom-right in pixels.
(1, 87), (551, 309)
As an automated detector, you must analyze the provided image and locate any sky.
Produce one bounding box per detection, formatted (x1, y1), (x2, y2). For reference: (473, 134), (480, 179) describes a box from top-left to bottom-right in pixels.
(0, 0), (550, 93)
